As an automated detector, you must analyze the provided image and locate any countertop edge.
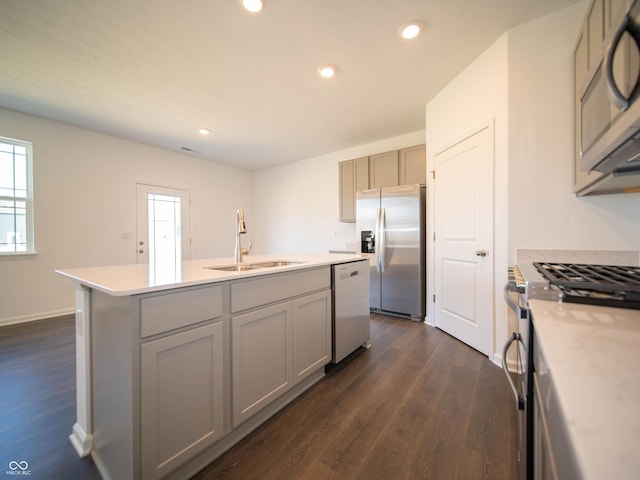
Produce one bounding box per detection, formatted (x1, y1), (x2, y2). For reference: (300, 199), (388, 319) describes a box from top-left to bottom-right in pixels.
(55, 254), (366, 296)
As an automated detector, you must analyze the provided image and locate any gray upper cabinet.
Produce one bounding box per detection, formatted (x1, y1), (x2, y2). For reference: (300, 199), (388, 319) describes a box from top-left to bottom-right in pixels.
(399, 144), (427, 185)
(370, 150), (399, 188)
(339, 160), (355, 222)
(574, 18), (603, 192)
(605, 0), (627, 38)
(354, 157), (370, 191)
(587, 0), (604, 69)
(339, 144), (426, 222)
(339, 156), (369, 222)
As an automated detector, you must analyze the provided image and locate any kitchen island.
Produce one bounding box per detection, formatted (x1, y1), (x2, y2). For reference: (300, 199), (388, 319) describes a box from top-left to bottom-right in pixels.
(528, 299), (640, 480)
(56, 253), (366, 480)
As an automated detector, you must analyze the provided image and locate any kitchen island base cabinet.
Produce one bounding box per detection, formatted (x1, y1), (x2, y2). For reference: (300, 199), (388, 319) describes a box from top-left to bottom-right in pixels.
(56, 259), (361, 480)
(232, 303), (293, 427)
(231, 282), (332, 427)
(140, 322), (224, 480)
(88, 285), (227, 480)
(293, 290), (331, 383)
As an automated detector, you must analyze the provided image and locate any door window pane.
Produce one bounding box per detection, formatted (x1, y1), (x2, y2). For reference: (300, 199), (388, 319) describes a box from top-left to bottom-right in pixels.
(147, 193), (182, 282)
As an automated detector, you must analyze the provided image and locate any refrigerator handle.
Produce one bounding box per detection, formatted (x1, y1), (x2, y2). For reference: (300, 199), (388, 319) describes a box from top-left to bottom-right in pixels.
(374, 207), (380, 272)
(375, 207), (381, 271)
(378, 207), (386, 272)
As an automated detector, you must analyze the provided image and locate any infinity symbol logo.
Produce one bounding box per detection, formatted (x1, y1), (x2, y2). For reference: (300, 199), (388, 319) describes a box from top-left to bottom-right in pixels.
(8, 461), (29, 471)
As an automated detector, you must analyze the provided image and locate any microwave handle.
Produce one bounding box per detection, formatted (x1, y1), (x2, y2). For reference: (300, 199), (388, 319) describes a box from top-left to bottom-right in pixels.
(603, 12), (639, 111)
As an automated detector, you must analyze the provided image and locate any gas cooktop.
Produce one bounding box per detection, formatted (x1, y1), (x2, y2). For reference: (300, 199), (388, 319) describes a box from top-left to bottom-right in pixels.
(533, 262), (640, 310)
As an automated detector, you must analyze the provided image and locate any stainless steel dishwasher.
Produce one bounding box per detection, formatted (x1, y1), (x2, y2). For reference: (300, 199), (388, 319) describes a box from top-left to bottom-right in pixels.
(331, 259), (370, 363)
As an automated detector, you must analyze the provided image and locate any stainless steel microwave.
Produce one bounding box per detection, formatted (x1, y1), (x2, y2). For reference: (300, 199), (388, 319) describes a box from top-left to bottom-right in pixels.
(579, 0), (640, 181)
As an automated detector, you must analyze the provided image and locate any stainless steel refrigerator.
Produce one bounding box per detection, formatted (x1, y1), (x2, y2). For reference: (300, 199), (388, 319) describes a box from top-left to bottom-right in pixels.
(356, 184), (425, 321)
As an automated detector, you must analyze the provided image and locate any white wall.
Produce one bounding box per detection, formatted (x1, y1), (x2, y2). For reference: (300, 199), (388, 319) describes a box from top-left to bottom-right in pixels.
(252, 131), (426, 255)
(0, 108), (253, 325)
(425, 34), (510, 358)
(508, 2), (640, 257)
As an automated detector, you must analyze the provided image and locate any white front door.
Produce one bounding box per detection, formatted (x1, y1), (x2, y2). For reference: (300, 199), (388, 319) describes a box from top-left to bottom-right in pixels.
(433, 124), (493, 356)
(136, 183), (191, 265)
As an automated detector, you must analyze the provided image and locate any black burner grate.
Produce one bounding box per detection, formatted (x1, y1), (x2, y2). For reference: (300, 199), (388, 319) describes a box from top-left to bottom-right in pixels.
(533, 262), (640, 309)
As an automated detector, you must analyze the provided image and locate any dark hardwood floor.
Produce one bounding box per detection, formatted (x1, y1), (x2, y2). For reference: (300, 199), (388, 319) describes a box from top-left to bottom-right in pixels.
(194, 313), (518, 480)
(0, 315), (101, 479)
(0, 313), (517, 480)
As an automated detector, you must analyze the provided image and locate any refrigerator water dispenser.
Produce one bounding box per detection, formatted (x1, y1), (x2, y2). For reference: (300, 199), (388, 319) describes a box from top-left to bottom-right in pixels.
(360, 230), (375, 253)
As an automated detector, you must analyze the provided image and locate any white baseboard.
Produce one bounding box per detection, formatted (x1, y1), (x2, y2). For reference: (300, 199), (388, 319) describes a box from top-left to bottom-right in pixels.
(493, 351), (519, 372)
(69, 422), (93, 458)
(492, 352), (503, 368)
(0, 308), (75, 327)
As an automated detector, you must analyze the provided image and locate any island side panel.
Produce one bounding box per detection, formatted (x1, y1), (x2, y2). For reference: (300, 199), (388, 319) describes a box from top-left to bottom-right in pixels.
(90, 290), (139, 480)
(70, 284), (93, 457)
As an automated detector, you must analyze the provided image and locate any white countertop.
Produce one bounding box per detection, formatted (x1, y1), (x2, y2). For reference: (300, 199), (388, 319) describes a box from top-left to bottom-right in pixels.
(529, 299), (640, 480)
(55, 253), (364, 296)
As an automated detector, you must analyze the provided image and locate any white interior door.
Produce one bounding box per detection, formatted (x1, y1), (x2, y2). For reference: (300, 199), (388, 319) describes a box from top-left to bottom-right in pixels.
(136, 183), (191, 265)
(433, 125), (493, 356)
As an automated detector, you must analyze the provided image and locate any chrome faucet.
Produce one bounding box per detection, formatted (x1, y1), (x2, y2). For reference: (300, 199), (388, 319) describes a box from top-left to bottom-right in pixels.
(234, 208), (252, 263)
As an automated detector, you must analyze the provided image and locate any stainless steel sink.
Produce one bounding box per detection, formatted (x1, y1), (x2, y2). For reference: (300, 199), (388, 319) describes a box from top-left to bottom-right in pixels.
(251, 261), (303, 268)
(204, 260), (304, 272)
(205, 264), (259, 272)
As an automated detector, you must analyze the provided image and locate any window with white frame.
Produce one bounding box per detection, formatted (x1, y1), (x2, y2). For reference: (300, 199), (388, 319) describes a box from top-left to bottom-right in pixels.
(0, 137), (34, 254)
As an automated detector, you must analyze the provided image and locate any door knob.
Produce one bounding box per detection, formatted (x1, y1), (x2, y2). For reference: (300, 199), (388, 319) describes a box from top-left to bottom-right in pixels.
(138, 249), (144, 254)
(475, 249), (488, 257)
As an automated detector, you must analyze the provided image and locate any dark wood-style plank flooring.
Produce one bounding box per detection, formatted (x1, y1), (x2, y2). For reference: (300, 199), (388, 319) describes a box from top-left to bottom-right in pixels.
(0, 313), (517, 480)
(0, 315), (101, 479)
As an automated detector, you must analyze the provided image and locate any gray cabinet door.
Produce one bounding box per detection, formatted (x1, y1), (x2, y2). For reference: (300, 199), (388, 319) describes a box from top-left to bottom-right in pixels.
(573, 6), (605, 193)
(141, 322), (224, 480)
(232, 302), (293, 427)
(339, 157), (369, 222)
(292, 290), (331, 384)
(339, 159), (356, 222)
(370, 150), (399, 188)
(399, 144), (426, 185)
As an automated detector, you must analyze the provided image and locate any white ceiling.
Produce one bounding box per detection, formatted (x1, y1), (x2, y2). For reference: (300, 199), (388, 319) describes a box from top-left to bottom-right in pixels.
(0, 0), (581, 171)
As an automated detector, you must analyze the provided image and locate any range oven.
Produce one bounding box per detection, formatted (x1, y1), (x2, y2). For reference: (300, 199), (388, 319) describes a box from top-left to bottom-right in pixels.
(502, 265), (559, 480)
(502, 268), (529, 480)
(502, 260), (640, 479)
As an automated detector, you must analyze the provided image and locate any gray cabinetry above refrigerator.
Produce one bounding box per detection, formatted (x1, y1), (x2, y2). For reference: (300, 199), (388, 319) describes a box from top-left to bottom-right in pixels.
(339, 145), (426, 222)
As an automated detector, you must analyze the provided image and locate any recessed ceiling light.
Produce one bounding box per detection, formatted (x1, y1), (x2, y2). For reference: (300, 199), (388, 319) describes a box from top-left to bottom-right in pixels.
(318, 65), (336, 78)
(198, 128), (211, 135)
(400, 21), (422, 40)
(241, 0), (264, 13)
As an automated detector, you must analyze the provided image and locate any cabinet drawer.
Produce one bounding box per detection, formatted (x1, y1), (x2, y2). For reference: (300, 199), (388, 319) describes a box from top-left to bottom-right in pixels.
(231, 267), (330, 313)
(141, 285), (223, 338)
